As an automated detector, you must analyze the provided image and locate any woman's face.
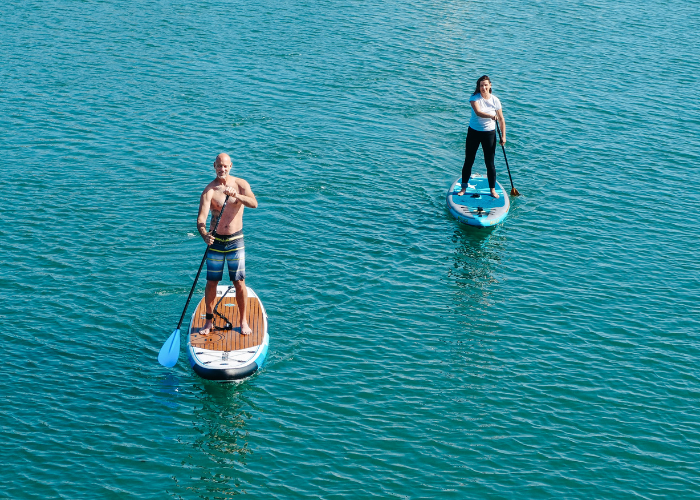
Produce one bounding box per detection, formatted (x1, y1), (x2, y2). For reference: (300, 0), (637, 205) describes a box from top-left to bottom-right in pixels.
(479, 79), (492, 95)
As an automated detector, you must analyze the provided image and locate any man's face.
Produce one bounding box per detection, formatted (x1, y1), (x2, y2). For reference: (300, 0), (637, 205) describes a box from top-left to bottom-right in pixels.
(215, 160), (232, 179)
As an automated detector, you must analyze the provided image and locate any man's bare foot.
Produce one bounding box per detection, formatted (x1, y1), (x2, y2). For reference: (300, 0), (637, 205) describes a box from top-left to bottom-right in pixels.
(490, 188), (500, 199)
(240, 321), (252, 336)
(199, 321), (213, 336)
(456, 190), (466, 196)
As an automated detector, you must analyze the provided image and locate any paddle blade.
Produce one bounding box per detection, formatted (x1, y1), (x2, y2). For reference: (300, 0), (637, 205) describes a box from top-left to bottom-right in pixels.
(510, 187), (521, 197)
(158, 329), (181, 367)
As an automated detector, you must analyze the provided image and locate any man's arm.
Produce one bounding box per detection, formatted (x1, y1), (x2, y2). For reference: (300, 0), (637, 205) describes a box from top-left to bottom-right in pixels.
(197, 190), (214, 244)
(224, 180), (258, 209)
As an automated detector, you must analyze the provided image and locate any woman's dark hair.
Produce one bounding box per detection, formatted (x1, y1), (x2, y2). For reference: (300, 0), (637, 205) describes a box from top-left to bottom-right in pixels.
(472, 75), (491, 96)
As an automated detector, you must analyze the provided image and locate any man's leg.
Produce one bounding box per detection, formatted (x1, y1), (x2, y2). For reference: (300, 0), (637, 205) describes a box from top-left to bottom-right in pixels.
(202, 246), (225, 336)
(200, 280), (220, 335)
(225, 236), (250, 335)
(233, 279), (252, 335)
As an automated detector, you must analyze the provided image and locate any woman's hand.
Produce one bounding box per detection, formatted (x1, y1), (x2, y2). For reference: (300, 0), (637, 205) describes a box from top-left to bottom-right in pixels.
(500, 137), (506, 146)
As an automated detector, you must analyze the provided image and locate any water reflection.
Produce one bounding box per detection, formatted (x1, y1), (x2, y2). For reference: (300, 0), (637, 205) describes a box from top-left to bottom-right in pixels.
(155, 373), (182, 410)
(448, 225), (505, 313)
(173, 381), (254, 499)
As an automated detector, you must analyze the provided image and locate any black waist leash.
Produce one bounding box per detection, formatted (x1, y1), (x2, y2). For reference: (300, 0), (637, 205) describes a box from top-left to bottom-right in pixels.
(210, 285), (235, 331)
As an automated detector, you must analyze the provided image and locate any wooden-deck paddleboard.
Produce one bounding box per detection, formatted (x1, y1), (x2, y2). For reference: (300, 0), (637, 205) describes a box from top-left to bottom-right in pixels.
(446, 174), (510, 227)
(187, 285), (268, 382)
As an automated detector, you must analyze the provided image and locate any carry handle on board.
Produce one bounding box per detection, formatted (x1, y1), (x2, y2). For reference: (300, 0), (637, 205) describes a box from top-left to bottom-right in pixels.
(158, 195), (231, 368)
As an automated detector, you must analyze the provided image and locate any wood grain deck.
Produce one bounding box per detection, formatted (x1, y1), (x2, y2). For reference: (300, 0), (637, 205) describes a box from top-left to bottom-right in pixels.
(189, 293), (265, 351)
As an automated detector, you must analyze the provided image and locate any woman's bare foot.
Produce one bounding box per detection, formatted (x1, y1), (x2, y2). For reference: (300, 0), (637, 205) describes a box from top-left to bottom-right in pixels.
(456, 190), (466, 196)
(490, 188), (500, 199)
(199, 321), (213, 336)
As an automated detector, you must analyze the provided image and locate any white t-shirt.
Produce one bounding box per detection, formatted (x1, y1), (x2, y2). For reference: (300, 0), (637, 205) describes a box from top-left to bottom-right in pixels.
(469, 93), (501, 132)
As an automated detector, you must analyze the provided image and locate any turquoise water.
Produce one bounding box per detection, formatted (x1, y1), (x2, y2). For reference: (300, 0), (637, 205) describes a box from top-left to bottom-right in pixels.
(2, 0), (699, 498)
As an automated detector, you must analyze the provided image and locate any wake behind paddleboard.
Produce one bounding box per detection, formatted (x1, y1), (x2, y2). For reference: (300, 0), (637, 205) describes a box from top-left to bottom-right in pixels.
(446, 174), (510, 227)
(187, 285), (269, 382)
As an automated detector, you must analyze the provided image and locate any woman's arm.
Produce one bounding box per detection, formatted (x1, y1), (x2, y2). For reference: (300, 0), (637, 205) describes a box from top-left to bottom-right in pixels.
(496, 108), (506, 145)
(471, 101), (497, 120)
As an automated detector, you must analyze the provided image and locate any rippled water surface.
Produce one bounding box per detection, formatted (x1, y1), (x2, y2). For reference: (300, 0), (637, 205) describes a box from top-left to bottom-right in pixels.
(2, 0), (700, 498)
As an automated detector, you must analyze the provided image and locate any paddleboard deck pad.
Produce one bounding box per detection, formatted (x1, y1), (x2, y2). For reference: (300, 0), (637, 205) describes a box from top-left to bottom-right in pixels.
(187, 285), (268, 382)
(446, 174), (510, 227)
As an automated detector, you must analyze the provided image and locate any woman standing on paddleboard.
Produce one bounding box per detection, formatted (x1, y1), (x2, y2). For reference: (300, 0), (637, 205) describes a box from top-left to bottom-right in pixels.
(457, 75), (506, 199)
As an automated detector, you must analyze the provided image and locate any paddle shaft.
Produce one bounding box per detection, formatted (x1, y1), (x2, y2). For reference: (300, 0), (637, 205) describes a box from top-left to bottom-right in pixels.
(495, 120), (516, 192)
(174, 195), (230, 330)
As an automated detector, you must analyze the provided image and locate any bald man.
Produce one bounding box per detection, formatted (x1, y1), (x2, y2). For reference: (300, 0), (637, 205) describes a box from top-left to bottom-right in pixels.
(197, 153), (258, 336)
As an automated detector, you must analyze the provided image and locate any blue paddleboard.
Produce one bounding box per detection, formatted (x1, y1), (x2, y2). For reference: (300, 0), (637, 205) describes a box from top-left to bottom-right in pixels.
(446, 174), (510, 227)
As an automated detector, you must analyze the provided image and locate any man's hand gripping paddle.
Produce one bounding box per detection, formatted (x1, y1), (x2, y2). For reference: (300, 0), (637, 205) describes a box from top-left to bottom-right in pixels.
(158, 195), (230, 367)
(495, 120), (520, 197)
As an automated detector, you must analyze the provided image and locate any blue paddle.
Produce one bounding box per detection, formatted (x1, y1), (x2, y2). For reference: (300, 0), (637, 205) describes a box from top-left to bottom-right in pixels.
(158, 195), (230, 367)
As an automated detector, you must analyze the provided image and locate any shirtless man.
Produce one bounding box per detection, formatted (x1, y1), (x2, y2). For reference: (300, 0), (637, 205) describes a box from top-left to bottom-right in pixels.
(197, 153), (258, 336)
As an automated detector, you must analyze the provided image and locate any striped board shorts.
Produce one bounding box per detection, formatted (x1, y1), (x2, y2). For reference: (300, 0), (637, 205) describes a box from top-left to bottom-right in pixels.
(206, 230), (245, 282)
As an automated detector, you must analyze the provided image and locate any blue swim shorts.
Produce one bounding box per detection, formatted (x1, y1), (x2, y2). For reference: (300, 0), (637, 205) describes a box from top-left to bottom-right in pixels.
(206, 230), (245, 282)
